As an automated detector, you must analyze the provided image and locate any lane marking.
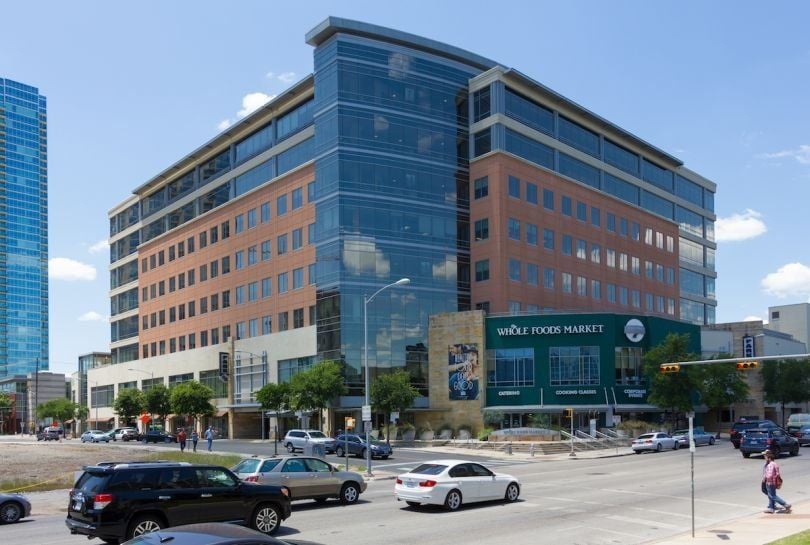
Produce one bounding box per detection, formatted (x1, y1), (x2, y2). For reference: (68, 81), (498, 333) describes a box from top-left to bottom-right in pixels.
(603, 514), (681, 530)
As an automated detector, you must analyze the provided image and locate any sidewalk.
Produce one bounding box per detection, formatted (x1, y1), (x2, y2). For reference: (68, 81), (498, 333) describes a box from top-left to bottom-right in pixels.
(646, 501), (809, 545)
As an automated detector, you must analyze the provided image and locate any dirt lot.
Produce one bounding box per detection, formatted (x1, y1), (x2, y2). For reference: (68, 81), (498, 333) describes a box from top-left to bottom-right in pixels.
(0, 438), (171, 515)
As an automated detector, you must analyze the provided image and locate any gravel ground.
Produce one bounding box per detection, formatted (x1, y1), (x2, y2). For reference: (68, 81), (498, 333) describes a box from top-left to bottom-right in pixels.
(0, 437), (168, 515)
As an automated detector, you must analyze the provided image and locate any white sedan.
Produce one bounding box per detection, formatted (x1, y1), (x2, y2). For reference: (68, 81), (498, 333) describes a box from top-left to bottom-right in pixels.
(394, 459), (520, 511)
(80, 430), (110, 443)
(631, 432), (678, 453)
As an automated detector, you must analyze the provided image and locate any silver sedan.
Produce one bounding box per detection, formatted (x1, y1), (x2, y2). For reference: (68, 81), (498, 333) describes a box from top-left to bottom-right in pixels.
(671, 429), (716, 447)
(631, 432), (678, 453)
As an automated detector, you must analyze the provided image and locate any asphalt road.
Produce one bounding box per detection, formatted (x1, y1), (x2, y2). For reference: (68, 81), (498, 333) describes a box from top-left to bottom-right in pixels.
(5, 441), (808, 545)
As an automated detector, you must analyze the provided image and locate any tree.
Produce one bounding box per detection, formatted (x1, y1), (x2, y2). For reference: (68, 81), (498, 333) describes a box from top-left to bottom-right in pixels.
(643, 333), (701, 426)
(0, 392), (13, 435)
(146, 384), (172, 430)
(256, 382), (292, 443)
(762, 359), (810, 425)
(113, 388), (145, 427)
(36, 398), (78, 425)
(289, 361), (347, 430)
(170, 381), (215, 429)
(74, 404), (89, 437)
(370, 369), (418, 444)
(693, 356), (750, 433)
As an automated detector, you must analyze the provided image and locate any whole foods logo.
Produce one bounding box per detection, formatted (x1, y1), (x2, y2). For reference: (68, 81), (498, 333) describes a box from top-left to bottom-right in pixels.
(624, 319), (645, 343)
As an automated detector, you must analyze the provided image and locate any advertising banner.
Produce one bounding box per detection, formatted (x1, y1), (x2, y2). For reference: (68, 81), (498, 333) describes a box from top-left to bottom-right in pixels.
(449, 344), (479, 401)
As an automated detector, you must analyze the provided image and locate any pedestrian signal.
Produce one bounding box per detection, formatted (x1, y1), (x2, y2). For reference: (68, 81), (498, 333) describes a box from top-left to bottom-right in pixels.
(564, 407), (574, 418)
(218, 352), (229, 381)
(736, 360), (759, 370)
(660, 364), (681, 374)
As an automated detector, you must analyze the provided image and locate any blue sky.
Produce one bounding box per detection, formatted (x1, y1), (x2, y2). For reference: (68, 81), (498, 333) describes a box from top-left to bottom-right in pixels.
(3, 1), (809, 375)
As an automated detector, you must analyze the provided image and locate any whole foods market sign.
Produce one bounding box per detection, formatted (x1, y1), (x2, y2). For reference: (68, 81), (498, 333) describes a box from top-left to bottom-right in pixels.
(496, 324), (606, 337)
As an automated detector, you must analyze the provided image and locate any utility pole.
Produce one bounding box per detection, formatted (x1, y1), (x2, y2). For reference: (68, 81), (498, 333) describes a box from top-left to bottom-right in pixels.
(33, 357), (40, 433)
(227, 336), (235, 440)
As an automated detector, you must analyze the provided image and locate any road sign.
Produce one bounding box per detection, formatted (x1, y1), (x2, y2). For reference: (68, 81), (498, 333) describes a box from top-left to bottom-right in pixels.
(363, 420), (372, 433)
(361, 404), (371, 421)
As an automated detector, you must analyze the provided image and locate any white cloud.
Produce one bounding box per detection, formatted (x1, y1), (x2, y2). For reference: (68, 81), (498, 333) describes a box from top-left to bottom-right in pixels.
(78, 311), (105, 322)
(715, 209), (767, 242)
(760, 145), (810, 165)
(237, 92), (276, 119)
(277, 72), (296, 83)
(743, 315), (763, 322)
(761, 263), (810, 299)
(49, 257), (97, 281)
(217, 119), (231, 131)
(88, 239), (108, 254)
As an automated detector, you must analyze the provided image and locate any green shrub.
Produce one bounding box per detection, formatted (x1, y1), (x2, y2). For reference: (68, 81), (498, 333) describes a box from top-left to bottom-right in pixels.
(478, 427), (494, 441)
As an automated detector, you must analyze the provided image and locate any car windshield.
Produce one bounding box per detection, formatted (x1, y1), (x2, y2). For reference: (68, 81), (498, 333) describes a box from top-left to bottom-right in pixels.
(410, 463), (449, 475)
(232, 459), (261, 473)
(637, 434), (654, 440)
(746, 431), (766, 438)
(309, 431), (328, 439)
(75, 472), (110, 493)
(673, 430), (688, 435)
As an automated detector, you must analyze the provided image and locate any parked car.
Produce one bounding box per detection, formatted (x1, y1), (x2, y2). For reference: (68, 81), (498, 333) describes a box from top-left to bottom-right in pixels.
(729, 419), (776, 449)
(334, 433), (393, 459)
(631, 432), (678, 453)
(671, 428), (716, 448)
(740, 427), (799, 458)
(140, 429), (177, 443)
(0, 493), (31, 524)
(81, 430), (111, 443)
(231, 455), (366, 504)
(119, 429), (139, 441)
(107, 427), (138, 441)
(786, 413), (810, 439)
(65, 461), (292, 543)
(37, 429), (61, 441)
(793, 425), (810, 446)
(394, 459), (520, 511)
(283, 429), (336, 454)
(121, 522), (322, 545)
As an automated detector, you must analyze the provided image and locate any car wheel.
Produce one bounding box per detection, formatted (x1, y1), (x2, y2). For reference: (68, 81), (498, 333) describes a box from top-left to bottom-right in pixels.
(406, 501), (421, 507)
(656, 443), (663, 452)
(790, 446), (799, 456)
(340, 482), (361, 504)
(251, 503), (281, 534)
(505, 482), (520, 502)
(127, 514), (165, 539)
(709, 437), (715, 445)
(359, 448), (367, 459)
(335, 446), (344, 457)
(673, 442), (679, 450)
(286, 443), (295, 453)
(742, 451), (751, 458)
(0, 501), (23, 524)
(444, 489), (462, 511)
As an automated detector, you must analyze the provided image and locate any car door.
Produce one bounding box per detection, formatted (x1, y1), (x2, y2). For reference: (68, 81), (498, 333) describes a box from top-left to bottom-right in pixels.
(448, 463), (480, 503)
(468, 463), (501, 500)
(350, 435), (364, 455)
(156, 467), (200, 526)
(279, 457), (317, 500)
(303, 457), (339, 497)
(194, 467), (245, 522)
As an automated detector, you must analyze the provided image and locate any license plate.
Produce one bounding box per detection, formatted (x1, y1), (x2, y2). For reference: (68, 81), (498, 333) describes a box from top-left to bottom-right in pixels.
(72, 501), (83, 511)
(406, 481), (416, 488)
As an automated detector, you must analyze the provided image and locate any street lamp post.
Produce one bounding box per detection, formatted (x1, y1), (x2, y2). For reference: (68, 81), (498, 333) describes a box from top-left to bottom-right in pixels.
(128, 369), (154, 431)
(363, 278), (410, 477)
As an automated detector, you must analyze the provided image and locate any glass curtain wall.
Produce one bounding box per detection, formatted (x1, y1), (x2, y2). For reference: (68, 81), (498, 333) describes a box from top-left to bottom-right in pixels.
(0, 79), (49, 377)
(312, 34), (479, 396)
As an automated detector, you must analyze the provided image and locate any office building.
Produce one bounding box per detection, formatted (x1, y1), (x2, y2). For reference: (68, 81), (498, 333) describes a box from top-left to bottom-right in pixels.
(99, 18), (717, 436)
(0, 78), (49, 378)
(768, 303), (810, 350)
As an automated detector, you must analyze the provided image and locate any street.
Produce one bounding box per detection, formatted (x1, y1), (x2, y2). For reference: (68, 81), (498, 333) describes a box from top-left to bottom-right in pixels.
(3, 441), (807, 545)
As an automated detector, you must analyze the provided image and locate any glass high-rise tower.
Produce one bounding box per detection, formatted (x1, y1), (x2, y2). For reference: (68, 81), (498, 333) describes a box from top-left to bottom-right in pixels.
(0, 78), (49, 377)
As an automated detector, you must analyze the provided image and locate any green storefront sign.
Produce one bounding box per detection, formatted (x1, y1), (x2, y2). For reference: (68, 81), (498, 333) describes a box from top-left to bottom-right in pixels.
(484, 313), (700, 410)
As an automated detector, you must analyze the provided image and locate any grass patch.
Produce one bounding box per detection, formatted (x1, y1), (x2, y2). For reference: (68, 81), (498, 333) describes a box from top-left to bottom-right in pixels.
(765, 530), (810, 545)
(0, 473), (76, 493)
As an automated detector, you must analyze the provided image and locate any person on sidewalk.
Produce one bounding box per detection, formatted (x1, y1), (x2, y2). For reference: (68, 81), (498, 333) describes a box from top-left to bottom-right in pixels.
(178, 429), (187, 452)
(205, 426), (214, 452)
(191, 429), (199, 453)
(762, 450), (791, 513)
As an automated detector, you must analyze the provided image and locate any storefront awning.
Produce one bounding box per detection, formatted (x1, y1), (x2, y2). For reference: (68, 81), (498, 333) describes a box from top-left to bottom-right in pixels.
(483, 405), (609, 413)
(213, 410), (228, 418)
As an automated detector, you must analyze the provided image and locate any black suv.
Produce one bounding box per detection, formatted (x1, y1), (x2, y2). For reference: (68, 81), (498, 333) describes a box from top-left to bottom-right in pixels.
(729, 419), (776, 449)
(740, 427), (799, 458)
(65, 461), (291, 544)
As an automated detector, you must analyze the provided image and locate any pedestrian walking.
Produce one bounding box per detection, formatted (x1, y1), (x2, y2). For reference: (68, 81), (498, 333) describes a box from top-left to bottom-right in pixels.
(205, 426), (214, 452)
(762, 450), (791, 513)
(191, 429), (199, 453)
(178, 429), (187, 452)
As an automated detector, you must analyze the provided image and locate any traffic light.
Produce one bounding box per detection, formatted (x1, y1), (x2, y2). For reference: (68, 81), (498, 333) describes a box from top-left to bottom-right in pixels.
(564, 407), (573, 418)
(737, 360), (759, 370)
(218, 352), (229, 381)
(660, 364), (681, 374)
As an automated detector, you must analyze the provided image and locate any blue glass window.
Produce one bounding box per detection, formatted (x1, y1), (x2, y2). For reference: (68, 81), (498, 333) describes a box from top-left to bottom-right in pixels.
(277, 98), (314, 142)
(641, 190), (674, 219)
(474, 219), (489, 241)
(559, 153), (600, 189)
(486, 348), (535, 388)
(676, 206), (704, 237)
(508, 176), (520, 198)
(277, 195), (288, 216)
(543, 268), (555, 289)
(474, 129), (491, 156)
(604, 139), (639, 176)
(505, 128), (554, 169)
(473, 87), (491, 123)
(475, 260), (490, 281)
(526, 223), (538, 246)
(526, 182), (538, 204)
(607, 213), (615, 232)
(576, 201), (587, 222)
(562, 235), (572, 256)
(558, 116), (599, 157)
(604, 173), (639, 205)
(543, 188), (554, 210)
(278, 272), (288, 294)
(642, 159), (674, 192)
(591, 207), (601, 228)
(201, 150), (231, 184)
(562, 196), (572, 216)
(543, 228), (554, 250)
(526, 263), (539, 286)
(474, 176), (488, 199)
(509, 258), (521, 281)
(235, 122), (273, 164)
(235, 159), (275, 198)
(508, 218), (521, 240)
(505, 89), (553, 135)
(277, 137), (315, 175)
(292, 188), (303, 210)
(675, 175), (703, 207)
